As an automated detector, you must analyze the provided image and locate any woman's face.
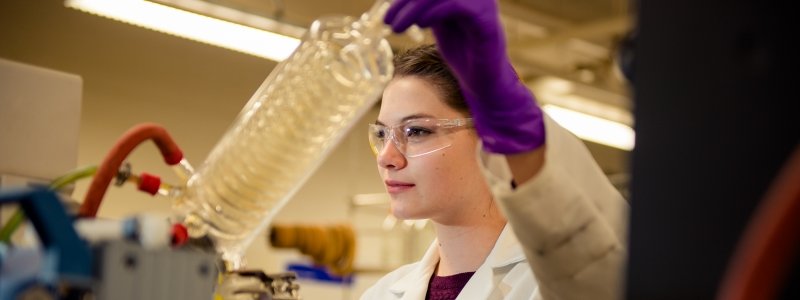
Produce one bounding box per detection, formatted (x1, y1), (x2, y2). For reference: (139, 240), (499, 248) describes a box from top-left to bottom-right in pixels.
(376, 76), (492, 224)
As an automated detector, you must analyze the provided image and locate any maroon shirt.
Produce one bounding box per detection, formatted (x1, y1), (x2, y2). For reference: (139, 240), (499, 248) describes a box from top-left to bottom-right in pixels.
(425, 271), (476, 300)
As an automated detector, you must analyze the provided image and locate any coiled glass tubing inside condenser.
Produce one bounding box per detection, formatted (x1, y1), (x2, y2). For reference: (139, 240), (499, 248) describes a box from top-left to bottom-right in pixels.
(172, 0), (395, 267)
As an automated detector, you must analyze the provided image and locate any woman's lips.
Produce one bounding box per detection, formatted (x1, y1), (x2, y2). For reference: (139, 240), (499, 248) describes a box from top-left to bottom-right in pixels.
(385, 180), (415, 193)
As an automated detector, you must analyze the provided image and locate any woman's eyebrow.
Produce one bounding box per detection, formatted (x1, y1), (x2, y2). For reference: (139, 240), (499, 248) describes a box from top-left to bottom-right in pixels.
(401, 113), (435, 122)
(375, 113), (437, 126)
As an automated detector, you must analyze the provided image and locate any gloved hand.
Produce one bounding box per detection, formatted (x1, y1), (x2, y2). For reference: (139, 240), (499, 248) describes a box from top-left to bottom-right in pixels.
(384, 0), (545, 154)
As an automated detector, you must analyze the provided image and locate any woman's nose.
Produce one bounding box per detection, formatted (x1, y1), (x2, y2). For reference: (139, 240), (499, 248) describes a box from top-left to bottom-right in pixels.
(377, 139), (407, 170)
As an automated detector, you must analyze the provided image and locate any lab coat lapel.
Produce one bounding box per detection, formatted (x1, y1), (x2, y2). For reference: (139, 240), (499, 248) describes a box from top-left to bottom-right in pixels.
(456, 225), (526, 299)
(388, 239), (440, 299)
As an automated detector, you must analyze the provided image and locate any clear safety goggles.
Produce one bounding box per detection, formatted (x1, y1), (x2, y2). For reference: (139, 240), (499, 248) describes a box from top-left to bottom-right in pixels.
(368, 118), (474, 158)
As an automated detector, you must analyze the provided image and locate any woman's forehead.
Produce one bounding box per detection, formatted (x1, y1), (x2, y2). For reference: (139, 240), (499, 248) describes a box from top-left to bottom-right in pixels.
(379, 77), (462, 123)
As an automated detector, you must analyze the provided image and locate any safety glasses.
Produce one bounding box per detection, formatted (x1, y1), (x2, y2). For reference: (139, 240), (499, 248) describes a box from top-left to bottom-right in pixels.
(368, 118), (473, 158)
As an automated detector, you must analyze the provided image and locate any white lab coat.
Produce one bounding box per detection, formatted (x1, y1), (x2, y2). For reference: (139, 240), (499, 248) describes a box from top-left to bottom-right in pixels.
(361, 115), (628, 300)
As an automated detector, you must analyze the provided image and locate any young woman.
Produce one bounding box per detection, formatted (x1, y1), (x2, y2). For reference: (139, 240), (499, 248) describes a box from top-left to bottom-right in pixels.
(360, 1), (628, 299)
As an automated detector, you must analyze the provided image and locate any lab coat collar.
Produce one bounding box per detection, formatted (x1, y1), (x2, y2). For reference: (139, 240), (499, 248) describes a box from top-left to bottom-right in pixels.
(459, 225), (526, 299)
(486, 224), (527, 268)
(388, 225), (526, 299)
(388, 237), (439, 299)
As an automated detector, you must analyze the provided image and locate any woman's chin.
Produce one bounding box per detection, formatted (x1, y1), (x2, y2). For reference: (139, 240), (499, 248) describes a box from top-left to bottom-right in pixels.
(390, 205), (423, 220)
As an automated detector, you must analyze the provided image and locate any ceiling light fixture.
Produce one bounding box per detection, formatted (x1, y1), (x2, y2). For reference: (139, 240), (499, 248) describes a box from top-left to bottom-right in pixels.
(65, 0), (301, 61)
(530, 76), (635, 151)
(543, 104), (635, 151)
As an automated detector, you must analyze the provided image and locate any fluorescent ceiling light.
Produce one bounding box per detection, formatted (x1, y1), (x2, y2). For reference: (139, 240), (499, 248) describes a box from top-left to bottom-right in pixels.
(543, 104), (635, 151)
(529, 76), (635, 150)
(66, 0), (301, 61)
(532, 76), (632, 125)
(154, 0), (306, 39)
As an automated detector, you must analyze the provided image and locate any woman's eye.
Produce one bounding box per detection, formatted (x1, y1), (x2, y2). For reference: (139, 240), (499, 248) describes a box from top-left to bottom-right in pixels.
(375, 128), (387, 139)
(404, 126), (434, 138)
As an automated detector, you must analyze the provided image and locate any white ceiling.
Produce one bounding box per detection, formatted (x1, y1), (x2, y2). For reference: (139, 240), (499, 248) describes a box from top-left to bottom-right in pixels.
(186, 0), (634, 93)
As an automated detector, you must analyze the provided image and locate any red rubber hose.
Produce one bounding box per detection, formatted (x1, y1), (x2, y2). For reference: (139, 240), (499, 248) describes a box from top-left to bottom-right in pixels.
(78, 123), (183, 218)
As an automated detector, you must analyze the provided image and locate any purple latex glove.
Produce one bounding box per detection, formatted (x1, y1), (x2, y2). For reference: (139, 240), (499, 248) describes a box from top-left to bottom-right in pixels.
(384, 0), (545, 154)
